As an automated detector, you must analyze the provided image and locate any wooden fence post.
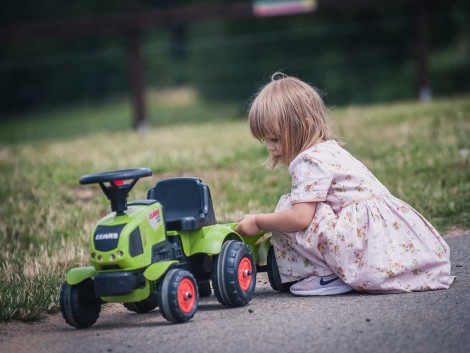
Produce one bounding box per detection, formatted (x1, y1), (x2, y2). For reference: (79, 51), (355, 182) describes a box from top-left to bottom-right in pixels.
(412, 0), (431, 102)
(128, 28), (147, 131)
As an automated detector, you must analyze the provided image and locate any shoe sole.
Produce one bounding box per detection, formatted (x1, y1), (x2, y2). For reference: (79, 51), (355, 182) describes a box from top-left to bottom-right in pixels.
(290, 285), (353, 296)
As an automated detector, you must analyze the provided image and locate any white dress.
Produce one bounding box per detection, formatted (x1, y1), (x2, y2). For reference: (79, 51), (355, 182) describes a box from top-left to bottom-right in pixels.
(272, 140), (454, 293)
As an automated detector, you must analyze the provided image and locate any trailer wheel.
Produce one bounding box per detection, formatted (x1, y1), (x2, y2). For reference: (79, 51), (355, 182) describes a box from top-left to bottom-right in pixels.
(267, 246), (294, 292)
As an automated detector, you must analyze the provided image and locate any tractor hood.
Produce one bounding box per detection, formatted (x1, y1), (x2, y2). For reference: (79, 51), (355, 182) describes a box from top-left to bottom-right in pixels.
(90, 201), (165, 271)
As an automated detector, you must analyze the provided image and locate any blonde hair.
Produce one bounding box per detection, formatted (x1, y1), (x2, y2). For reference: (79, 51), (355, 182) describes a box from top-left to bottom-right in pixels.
(248, 73), (338, 168)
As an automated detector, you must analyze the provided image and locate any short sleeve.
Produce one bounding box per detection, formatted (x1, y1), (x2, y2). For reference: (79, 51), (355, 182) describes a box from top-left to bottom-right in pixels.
(289, 154), (333, 204)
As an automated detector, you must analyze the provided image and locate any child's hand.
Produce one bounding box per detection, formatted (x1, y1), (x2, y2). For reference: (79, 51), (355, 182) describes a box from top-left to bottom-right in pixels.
(236, 215), (260, 236)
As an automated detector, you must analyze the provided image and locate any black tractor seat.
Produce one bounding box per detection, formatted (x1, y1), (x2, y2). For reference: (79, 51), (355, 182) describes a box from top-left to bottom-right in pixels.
(147, 177), (217, 231)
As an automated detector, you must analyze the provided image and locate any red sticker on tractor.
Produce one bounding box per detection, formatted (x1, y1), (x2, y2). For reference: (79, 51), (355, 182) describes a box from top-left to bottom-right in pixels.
(148, 208), (161, 230)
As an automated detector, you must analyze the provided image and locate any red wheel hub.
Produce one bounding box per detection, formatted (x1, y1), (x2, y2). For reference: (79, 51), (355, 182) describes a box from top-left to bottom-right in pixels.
(238, 257), (253, 291)
(177, 278), (196, 314)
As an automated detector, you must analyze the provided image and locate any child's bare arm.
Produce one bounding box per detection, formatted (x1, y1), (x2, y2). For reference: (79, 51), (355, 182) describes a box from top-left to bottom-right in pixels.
(236, 202), (317, 236)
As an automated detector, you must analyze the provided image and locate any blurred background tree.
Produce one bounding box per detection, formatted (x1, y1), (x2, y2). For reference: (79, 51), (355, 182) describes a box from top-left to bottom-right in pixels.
(0, 0), (468, 117)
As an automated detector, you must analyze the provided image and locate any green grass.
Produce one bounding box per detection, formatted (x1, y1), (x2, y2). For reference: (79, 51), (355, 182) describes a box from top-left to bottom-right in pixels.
(0, 91), (469, 322)
(0, 88), (242, 144)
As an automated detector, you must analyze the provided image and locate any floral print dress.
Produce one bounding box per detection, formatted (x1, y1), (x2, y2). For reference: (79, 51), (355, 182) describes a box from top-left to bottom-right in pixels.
(272, 140), (454, 293)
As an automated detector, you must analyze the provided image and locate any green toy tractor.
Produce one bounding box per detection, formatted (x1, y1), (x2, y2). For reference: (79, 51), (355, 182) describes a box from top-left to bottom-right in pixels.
(60, 168), (279, 328)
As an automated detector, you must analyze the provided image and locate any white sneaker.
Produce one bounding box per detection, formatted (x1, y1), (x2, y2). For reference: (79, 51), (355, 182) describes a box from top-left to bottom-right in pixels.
(290, 274), (353, 296)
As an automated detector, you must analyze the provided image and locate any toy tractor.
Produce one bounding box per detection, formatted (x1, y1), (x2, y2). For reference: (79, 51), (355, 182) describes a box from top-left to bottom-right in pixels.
(60, 168), (284, 329)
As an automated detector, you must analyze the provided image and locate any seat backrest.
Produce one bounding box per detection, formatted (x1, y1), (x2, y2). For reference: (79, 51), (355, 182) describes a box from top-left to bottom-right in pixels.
(147, 177), (217, 231)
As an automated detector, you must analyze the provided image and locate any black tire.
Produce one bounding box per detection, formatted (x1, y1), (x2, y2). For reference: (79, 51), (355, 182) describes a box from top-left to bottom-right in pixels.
(60, 279), (101, 329)
(197, 280), (212, 298)
(157, 269), (198, 323)
(212, 240), (256, 307)
(267, 246), (294, 292)
(123, 293), (158, 313)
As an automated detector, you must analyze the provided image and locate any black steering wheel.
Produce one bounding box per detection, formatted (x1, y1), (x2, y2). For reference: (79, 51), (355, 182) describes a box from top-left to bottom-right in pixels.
(79, 168), (152, 215)
(79, 168), (152, 185)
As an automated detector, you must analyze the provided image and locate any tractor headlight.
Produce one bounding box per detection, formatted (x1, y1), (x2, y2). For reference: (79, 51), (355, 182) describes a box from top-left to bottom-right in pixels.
(91, 252), (96, 259)
(117, 251), (124, 257)
(109, 254), (116, 261)
(97, 255), (104, 262)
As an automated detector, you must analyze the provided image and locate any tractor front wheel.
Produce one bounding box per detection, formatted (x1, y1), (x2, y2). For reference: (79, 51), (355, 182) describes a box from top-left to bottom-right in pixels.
(157, 269), (198, 323)
(60, 279), (101, 329)
(212, 240), (256, 307)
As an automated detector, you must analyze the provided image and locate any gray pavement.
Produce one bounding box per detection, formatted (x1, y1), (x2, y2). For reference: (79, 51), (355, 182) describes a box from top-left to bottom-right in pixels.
(1, 234), (468, 353)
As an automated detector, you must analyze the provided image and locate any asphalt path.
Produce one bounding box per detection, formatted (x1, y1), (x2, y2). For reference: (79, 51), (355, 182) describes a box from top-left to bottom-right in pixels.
(1, 234), (468, 353)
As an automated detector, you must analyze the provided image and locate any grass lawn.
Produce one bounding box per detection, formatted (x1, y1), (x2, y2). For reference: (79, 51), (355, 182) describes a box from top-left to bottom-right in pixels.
(0, 92), (469, 322)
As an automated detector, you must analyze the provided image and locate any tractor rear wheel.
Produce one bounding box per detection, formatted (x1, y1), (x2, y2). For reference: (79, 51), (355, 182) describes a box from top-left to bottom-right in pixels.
(197, 280), (212, 298)
(123, 293), (158, 313)
(212, 240), (256, 307)
(157, 269), (198, 323)
(60, 279), (101, 329)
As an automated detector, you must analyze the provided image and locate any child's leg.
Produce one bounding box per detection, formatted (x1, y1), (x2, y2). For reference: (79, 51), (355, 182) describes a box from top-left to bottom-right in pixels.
(271, 195), (337, 283)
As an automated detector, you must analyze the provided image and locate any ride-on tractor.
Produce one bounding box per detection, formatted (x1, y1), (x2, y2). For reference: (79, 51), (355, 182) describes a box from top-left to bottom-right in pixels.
(60, 168), (285, 329)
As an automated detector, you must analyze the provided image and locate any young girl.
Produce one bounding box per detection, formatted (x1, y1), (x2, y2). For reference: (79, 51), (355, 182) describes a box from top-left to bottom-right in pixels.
(235, 73), (455, 296)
